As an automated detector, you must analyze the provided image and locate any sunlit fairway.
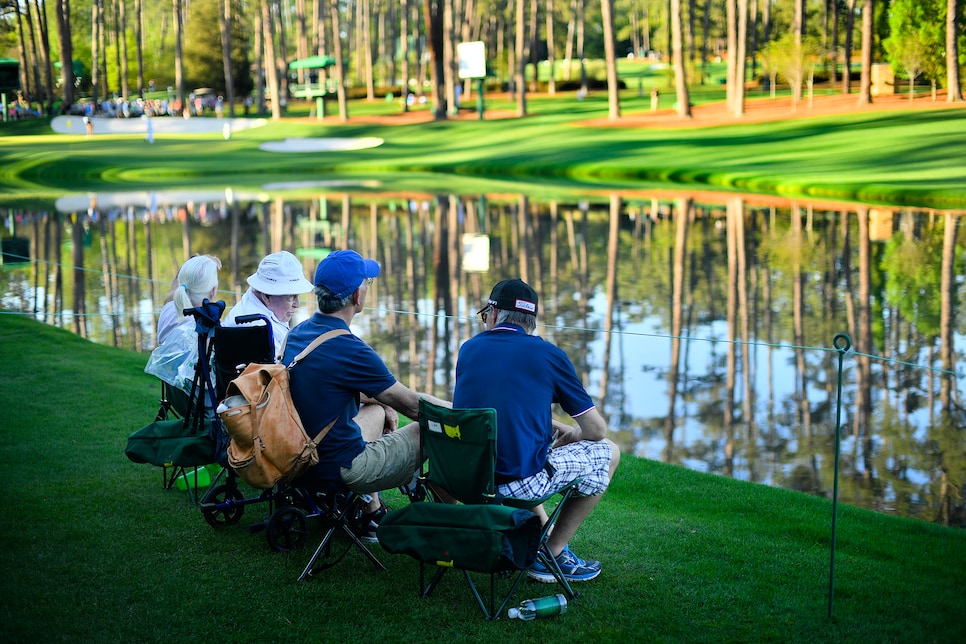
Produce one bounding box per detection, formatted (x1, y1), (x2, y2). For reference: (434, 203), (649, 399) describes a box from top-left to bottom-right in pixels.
(2, 91), (966, 209)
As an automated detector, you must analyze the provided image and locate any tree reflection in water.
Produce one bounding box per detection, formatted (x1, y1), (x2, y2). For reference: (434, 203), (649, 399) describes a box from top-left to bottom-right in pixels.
(1, 187), (963, 526)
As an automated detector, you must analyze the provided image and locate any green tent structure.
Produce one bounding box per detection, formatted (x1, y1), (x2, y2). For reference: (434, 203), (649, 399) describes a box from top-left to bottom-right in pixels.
(288, 55), (337, 119)
(288, 55), (337, 71)
(53, 60), (86, 83)
(0, 58), (20, 92)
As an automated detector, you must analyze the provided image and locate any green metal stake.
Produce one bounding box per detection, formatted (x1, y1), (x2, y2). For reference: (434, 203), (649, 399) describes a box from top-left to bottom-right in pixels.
(828, 332), (851, 619)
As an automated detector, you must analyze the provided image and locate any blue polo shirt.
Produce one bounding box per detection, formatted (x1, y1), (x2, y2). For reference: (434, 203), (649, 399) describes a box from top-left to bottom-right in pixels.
(284, 313), (397, 482)
(453, 323), (595, 482)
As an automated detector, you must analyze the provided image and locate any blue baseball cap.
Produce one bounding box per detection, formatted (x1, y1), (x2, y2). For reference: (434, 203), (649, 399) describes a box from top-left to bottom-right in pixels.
(313, 250), (381, 298)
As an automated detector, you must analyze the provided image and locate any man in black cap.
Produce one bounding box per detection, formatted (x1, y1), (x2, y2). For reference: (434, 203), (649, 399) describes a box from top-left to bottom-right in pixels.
(284, 250), (450, 542)
(453, 278), (620, 583)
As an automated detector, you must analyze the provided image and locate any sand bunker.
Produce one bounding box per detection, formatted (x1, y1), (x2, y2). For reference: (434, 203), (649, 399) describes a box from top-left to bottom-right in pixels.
(259, 137), (384, 152)
(50, 115), (383, 153)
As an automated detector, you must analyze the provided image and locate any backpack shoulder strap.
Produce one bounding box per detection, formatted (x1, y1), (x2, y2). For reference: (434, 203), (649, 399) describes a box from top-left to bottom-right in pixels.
(286, 328), (350, 367)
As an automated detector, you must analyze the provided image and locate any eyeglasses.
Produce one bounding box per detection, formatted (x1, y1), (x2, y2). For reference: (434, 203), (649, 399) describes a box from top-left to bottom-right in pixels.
(477, 305), (490, 324)
(365, 277), (374, 286)
(273, 294), (300, 305)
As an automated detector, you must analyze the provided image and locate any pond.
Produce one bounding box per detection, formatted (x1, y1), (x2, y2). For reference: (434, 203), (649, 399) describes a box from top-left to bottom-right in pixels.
(2, 183), (964, 527)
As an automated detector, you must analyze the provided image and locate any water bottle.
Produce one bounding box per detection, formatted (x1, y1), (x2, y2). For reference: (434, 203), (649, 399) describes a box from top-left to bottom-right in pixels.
(506, 594), (568, 620)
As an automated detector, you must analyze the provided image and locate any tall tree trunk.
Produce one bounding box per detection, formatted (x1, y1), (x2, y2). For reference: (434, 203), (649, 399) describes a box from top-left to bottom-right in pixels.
(794, 0), (805, 44)
(702, 0), (711, 68)
(24, 1), (42, 103)
(263, 0), (281, 120)
(384, 3), (396, 96)
(15, 6), (33, 101)
(748, 0), (758, 77)
(577, 0), (586, 93)
(857, 0), (873, 105)
(671, 0), (691, 117)
(726, 0), (736, 109)
(56, 0), (75, 108)
(829, 0), (838, 83)
(277, 0), (290, 102)
(112, 0), (122, 99)
(401, 0), (411, 110)
(444, 0), (457, 114)
(424, 0), (447, 119)
(99, 0), (108, 97)
(254, 7), (265, 112)
(219, 0), (236, 117)
(564, 0), (574, 78)
(947, 0), (963, 101)
(685, 0), (694, 63)
(515, 0), (527, 115)
(134, 0), (144, 97)
(601, 0), (620, 118)
(841, 0), (855, 93)
(414, 3), (427, 101)
(91, 0), (101, 104)
(119, 0), (129, 100)
(331, 0), (349, 120)
(363, 0), (375, 100)
(295, 0), (308, 84)
(173, 0), (184, 104)
(546, 0), (556, 95)
(33, 0), (55, 112)
(733, 0), (747, 116)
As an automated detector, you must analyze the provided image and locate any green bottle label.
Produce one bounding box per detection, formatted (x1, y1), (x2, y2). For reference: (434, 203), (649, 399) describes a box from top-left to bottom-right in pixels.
(530, 595), (565, 617)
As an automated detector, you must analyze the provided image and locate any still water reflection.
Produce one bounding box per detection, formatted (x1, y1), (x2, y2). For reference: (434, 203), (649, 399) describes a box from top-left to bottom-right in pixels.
(2, 186), (964, 526)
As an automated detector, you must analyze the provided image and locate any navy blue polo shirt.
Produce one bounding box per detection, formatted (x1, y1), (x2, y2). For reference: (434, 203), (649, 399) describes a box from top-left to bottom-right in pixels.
(284, 313), (397, 482)
(453, 323), (595, 482)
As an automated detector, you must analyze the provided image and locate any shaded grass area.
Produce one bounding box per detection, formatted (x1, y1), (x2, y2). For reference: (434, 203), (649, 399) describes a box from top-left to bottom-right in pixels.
(1, 94), (965, 208)
(1, 312), (964, 642)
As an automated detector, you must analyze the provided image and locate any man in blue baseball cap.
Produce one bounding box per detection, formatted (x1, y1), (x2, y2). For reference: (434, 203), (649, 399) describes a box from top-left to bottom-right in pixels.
(283, 249), (450, 542)
(312, 249), (382, 299)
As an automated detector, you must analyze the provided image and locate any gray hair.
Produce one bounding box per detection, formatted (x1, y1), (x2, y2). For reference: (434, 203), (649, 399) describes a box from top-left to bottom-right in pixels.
(315, 284), (354, 314)
(172, 255), (219, 320)
(494, 308), (536, 334)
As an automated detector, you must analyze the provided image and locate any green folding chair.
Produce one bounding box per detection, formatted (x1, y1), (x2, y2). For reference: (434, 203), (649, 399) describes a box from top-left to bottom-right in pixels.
(377, 399), (581, 619)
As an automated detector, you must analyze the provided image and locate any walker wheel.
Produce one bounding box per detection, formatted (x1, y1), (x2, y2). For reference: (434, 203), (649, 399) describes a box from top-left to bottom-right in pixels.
(200, 484), (244, 528)
(266, 506), (308, 552)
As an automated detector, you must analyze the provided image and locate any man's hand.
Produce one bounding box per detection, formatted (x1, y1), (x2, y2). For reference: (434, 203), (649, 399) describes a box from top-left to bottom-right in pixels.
(361, 394), (398, 434)
(551, 420), (580, 448)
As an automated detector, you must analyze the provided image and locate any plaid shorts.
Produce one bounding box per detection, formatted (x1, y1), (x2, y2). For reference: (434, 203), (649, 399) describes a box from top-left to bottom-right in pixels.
(497, 440), (612, 500)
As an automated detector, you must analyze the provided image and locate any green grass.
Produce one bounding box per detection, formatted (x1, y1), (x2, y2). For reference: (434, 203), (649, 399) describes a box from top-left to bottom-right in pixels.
(1, 91), (965, 209)
(1, 312), (964, 642)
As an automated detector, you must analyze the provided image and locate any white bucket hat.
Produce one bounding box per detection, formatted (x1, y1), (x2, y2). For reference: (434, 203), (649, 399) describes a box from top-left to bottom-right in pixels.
(246, 251), (314, 295)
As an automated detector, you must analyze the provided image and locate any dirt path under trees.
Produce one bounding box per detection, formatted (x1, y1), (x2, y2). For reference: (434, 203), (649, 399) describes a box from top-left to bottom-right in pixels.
(337, 89), (965, 129)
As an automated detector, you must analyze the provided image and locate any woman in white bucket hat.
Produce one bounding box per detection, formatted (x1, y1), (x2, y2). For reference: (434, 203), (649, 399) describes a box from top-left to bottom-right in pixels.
(223, 250), (314, 359)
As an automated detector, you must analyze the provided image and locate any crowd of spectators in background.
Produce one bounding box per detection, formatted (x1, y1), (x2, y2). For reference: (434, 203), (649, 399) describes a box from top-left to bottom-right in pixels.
(69, 92), (227, 119)
(4, 91), (237, 121)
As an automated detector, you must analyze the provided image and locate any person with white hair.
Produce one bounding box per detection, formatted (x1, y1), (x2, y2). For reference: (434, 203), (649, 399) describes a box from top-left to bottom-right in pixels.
(223, 250), (315, 359)
(146, 254), (221, 395)
(157, 254), (221, 345)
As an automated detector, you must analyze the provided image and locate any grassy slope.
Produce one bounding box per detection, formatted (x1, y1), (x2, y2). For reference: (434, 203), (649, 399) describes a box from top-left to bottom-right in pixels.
(1, 94), (965, 208)
(0, 312), (963, 642)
